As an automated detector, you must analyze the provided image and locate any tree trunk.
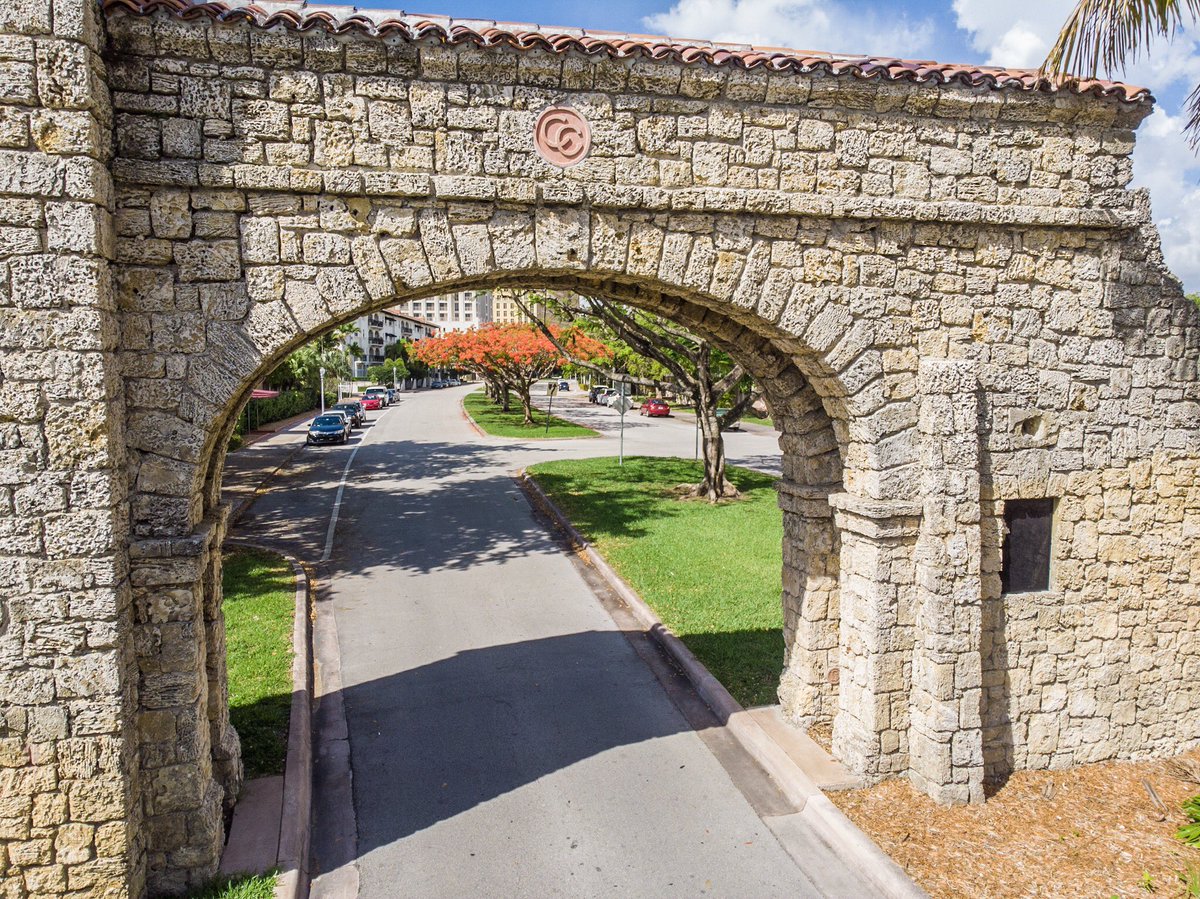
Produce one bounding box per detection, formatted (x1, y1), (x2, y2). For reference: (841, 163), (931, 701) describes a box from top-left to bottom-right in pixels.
(518, 384), (534, 425)
(692, 370), (739, 502)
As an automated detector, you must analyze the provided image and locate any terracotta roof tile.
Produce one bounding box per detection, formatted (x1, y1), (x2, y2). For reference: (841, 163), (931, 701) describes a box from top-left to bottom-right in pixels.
(102, 0), (1152, 104)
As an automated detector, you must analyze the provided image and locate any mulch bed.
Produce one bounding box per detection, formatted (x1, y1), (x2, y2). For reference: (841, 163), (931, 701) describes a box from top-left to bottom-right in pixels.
(829, 749), (1200, 898)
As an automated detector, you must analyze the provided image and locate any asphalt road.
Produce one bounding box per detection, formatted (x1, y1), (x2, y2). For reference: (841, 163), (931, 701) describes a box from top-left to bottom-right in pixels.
(231, 386), (872, 898)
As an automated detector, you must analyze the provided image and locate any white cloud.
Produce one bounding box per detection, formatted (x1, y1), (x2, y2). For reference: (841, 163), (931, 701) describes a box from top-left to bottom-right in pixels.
(951, 0), (1074, 67)
(642, 0), (935, 58)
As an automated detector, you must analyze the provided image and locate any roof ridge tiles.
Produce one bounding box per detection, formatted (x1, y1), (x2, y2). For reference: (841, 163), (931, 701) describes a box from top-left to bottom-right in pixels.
(102, 0), (1153, 104)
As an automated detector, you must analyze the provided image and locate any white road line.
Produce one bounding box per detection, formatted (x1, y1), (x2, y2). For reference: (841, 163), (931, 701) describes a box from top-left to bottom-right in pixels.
(320, 406), (389, 562)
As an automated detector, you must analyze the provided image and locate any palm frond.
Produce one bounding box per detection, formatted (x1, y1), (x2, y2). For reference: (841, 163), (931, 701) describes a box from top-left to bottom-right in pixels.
(1041, 0), (1200, 83)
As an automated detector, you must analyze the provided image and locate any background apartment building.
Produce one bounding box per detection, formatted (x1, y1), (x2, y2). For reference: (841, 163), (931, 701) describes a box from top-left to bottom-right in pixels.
(343, 308), (440, 379)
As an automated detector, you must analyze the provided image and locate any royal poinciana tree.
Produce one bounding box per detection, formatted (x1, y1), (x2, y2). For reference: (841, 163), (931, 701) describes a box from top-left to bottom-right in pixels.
(517, 295), (759, 502)
(414, 323), (608, 425)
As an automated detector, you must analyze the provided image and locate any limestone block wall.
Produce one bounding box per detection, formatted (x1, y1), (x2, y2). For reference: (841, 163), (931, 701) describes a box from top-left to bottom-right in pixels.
(0, 0), (143, 895)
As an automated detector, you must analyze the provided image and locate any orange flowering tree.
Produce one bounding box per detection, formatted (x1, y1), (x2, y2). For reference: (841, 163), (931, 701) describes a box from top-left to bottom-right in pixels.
(415, 323), (608, 425)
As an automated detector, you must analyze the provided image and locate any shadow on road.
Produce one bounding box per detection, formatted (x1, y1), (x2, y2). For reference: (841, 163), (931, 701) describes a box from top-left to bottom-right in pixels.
(310, 627), (776, 875)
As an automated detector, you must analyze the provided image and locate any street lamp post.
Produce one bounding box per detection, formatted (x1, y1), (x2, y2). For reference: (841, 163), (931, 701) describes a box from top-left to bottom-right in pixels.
(319, 366), (326, 413)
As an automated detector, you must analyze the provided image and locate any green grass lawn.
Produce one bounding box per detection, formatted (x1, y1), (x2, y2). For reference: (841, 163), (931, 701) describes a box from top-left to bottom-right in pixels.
(189, 871), (278, 899)
(222, 548), (295, 779)
(671, 405), (775, 430)
(527, 456), (784, 707)
(464, 389), (598, 439)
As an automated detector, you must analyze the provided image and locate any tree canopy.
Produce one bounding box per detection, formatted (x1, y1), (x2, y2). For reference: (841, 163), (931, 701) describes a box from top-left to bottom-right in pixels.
(414, 323), (608, 424)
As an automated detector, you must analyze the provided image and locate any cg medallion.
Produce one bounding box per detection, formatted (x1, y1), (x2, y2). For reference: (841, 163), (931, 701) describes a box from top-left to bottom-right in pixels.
(534, 105), (591, 167)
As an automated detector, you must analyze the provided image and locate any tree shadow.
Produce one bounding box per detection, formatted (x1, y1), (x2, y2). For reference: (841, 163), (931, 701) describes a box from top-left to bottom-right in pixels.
(234, 440), (574, 570)
(311, 628), (786, 876)
(529, 457), (778, 544)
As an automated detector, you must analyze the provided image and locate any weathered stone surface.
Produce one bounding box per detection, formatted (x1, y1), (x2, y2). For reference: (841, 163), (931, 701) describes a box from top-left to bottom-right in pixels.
(0, 4), (1198, 897)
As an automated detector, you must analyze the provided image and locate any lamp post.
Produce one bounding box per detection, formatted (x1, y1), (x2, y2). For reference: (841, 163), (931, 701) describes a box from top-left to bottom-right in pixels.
(319, 366), (326, 413)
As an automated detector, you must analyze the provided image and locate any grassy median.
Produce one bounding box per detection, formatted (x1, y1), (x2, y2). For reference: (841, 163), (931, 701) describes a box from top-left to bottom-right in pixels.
(222, 548), (295, 779)
(527, 456), (784, 707)
(464, 389), (598, 439)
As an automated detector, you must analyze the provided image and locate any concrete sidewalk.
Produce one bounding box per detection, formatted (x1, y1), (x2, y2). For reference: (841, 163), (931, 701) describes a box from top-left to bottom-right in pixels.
(221, 414), (314, 520)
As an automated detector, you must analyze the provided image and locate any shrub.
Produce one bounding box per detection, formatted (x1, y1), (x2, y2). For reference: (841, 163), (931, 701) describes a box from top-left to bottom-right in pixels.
(233, 388), (320, 437)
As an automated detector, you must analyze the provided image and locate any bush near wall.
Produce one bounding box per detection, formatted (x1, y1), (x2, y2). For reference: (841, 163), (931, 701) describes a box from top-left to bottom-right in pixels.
(232, 388), (327, 437)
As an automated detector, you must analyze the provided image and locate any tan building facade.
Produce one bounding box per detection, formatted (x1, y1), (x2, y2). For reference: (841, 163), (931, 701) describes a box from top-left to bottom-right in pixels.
(0, 0), (1197, 894)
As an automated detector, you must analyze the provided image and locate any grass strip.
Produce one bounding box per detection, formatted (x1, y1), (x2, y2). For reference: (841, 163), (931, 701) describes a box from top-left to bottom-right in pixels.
(527, 456), (784, 707)
(188, 871), (278, 899)
(464, 389), (598, 439)
(672, 405), (775, 430)
(222, 548), (295, 779)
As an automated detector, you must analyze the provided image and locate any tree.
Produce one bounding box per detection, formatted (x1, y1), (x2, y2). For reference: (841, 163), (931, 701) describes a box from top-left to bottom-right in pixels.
(266, 322), (358, 393)
(516, 293), (760, 502)
(385, 339), (428, 380)
(414, 324), (608, 425)
(1043, 1), (1200, 141)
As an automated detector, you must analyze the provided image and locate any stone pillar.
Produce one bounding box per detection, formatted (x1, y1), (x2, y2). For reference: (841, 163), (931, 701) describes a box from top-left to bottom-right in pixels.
(907, 360), (985, 805)
(828, 494), (922, 780)
(777, 483), (841, 727)
(0, 0), (147, 894)
(130, 512), (240, 895)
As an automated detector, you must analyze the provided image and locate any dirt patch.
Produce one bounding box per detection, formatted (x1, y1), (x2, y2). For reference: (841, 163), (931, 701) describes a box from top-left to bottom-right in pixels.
(829, 749), (1200, 898)
(807, 720), (833, 754)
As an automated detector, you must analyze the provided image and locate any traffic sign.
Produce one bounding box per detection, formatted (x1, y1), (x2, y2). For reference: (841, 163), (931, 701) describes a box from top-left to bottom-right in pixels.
(612, 396), (633, 415)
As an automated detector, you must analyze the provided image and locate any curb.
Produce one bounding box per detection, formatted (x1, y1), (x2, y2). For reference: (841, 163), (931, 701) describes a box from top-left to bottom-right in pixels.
(225, 540), (314, 899)
(516, 471), (927, 899)
(458, 392), (487, 437)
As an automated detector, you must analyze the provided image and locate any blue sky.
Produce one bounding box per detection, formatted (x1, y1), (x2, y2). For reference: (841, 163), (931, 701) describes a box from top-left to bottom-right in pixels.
(356, 0), (1200, 291)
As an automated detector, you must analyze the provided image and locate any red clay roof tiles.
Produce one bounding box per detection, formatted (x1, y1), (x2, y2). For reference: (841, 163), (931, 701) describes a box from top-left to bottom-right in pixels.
(102, 0), (1152, 104)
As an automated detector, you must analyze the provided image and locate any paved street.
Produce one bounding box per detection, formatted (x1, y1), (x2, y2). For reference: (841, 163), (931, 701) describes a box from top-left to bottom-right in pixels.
(230, 386), (872, 898)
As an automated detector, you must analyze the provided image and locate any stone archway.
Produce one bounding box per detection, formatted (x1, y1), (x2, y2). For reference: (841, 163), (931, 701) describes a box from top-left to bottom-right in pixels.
(1, 0), (1198, 893)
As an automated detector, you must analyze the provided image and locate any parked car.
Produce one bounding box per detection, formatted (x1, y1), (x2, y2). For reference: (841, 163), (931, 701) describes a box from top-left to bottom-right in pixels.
(558, 380), (570, 391)
(430, 379), (446, 389)
(360, 394), (382, 411)
(639, 398), (671, 417)
(588, 386), (606, 403)
(363, 386), (389, 407)
(591, 387), (616, 404)
(446, 377), (461, 386)
(307, 414), (350, 445)
(332, 402), (364, 427)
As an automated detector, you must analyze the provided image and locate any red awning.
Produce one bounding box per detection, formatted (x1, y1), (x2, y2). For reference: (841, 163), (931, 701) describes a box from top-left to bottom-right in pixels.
(250, 389), (279, 399)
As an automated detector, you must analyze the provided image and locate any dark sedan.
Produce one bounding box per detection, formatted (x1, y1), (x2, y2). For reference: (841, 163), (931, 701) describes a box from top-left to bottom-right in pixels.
(332, 402), (364, 427)
(307, 414), (350, 445)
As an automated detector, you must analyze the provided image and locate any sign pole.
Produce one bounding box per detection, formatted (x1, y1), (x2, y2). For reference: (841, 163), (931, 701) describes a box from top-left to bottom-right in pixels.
(618, 381), (628, 466)
(545, 381), (556, 435)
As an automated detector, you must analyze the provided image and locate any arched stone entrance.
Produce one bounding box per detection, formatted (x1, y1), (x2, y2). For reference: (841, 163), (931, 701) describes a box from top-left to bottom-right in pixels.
(1, 0), (1198, 893)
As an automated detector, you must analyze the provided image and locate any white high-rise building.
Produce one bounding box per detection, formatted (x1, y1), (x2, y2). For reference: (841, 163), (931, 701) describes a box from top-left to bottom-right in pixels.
(393, 289), (493, 331)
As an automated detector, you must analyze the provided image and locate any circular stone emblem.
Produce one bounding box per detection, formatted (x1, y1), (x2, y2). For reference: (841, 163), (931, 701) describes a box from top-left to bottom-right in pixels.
(534, 105), (591, 167)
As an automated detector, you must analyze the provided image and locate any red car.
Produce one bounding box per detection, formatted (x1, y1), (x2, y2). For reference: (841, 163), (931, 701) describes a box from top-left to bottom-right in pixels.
(639, 398), (671, 417)
(360, 395), (382, 411)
